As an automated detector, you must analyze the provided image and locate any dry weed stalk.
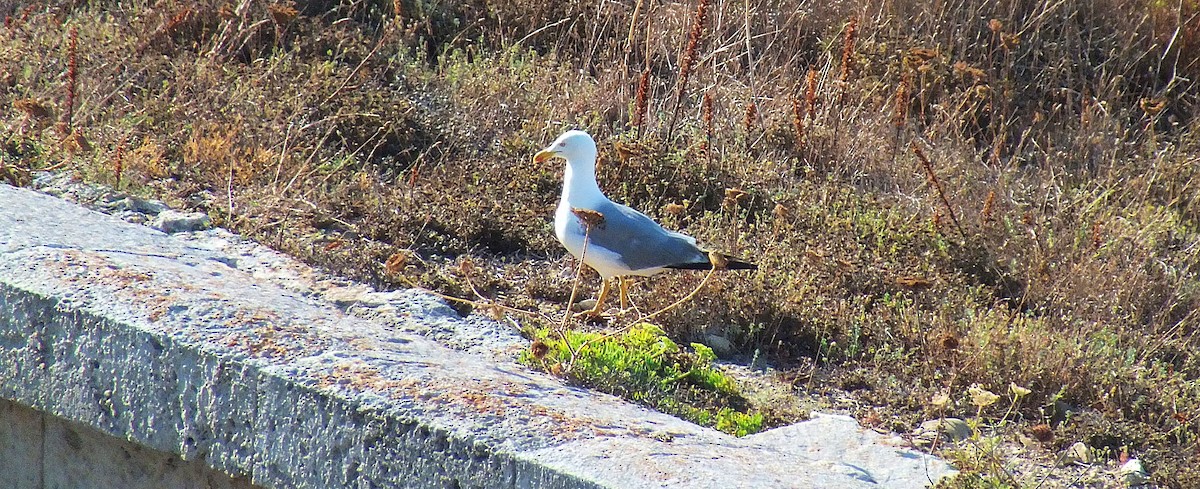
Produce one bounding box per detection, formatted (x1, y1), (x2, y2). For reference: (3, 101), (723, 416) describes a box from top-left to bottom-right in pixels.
(210, 0), (261, 61)
(743, 101), (757, 148)
(386, 246), (554, 325)
(804, 68), (817, 120)
(625, 0), (645, 54)
(1140, 97), (1167, 151)
(112, 135), (127, 190)
(988, 18), (1003, 36)
(61, 26), (78, 135)
(740, 0), (757, 117)
(666, 0), (710, 139)
(702, 91), (714, 164)
(63, 131), (92, 154)
(723, 187), (748, 210)
(633, 69), (650, 137)
(561, 208), (602, 331)
(910, 142), (965, 238)
(980, 189), (995, 224)
(18, 4), (34, 23)
(839, 17), (858, 85)
(893, 73), (910, 129)
(989, 118), (1006, 166)
(790, 94), (805, 155)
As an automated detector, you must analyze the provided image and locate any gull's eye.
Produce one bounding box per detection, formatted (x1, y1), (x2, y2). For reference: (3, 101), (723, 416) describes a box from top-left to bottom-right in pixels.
(557, 142), (566, 147)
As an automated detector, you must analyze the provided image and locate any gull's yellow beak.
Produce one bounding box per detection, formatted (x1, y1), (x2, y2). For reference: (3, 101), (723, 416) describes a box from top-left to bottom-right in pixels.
(532, 149), (556, 163)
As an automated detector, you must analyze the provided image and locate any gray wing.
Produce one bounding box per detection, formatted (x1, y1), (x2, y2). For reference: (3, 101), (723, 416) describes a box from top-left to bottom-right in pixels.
(582, 200), (709, 271)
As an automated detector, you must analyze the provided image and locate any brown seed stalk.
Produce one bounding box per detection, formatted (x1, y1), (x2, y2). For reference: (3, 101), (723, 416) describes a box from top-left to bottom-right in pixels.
(113, 135), (126, 190)
(981, 189), (996, 223)
(666, 0), (710, 139)
(633, 68), (650, 136)
(804, 68), (818, 118)
(988, 18), (1003, 34)
(678, 0), (708, 86)
(790, 94), (805, 154)
(911, 142), (965, 238)
(743, 101), (757, 139)
(893, 73), (910, 129)
(839, 17), (858, 84)
(62, 26), (78, 134)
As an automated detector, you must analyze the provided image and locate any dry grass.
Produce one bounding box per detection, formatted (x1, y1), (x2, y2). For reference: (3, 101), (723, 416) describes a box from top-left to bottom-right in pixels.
(3, 0), (1200, 484)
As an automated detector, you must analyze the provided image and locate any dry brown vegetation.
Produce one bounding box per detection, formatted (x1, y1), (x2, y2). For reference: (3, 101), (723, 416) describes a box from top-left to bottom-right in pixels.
(3, 0), (1200, 485)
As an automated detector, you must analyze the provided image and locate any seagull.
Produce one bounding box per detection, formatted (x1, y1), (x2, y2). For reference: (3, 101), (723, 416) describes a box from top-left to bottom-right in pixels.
(533, 130), (755, 317)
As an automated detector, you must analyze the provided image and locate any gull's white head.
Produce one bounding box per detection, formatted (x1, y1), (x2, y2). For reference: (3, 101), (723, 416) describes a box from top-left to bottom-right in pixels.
(532, 130), (597, 169)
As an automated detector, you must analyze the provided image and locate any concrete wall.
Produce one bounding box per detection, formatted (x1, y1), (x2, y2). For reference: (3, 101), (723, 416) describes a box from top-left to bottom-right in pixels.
(0, 398), (258, 489)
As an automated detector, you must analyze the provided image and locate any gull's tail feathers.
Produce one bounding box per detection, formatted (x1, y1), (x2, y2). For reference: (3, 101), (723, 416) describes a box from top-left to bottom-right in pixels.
(665, 256), (757, 271)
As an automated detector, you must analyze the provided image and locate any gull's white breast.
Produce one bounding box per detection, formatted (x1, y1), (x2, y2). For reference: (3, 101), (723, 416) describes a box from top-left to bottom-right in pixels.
(554, 199), (663, 279)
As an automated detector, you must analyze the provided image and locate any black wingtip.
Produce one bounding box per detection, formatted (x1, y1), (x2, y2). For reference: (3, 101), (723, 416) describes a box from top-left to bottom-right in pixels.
(725, 259), (758, 270)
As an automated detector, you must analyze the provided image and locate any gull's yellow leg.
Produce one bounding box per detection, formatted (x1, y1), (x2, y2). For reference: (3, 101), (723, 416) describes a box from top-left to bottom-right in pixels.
(618, 277), (632, 310)
(576, 278), (613, 318)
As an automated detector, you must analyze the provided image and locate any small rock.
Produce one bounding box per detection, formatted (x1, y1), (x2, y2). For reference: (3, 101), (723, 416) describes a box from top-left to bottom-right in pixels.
(355, 291), (394, 308)
(1058, 441), (1094, 466)
(116, 211), (150, 225)
(703, 333), (734, 356)
(916, 418), (973, 444)
(571, 299), (597, 312)
(31, 171), (75, 195)
(108, 196), (168, 215)
(1119, 458), (1149, 486)
(323, 284), (375, 307)
(151, 210), (212, 233)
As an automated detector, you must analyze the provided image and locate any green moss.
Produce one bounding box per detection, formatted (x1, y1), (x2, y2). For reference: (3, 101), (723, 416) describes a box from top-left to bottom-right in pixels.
(522, 323), (764, 436)
(715, 408), (764, 437)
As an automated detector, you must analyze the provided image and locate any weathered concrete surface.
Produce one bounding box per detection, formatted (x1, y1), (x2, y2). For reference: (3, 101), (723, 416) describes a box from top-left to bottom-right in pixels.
(0, 398), (258, 489)
(0, 183), (956, 488)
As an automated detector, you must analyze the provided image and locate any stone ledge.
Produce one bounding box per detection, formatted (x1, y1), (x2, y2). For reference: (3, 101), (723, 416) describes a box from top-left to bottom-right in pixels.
(0, 183), (955, 488)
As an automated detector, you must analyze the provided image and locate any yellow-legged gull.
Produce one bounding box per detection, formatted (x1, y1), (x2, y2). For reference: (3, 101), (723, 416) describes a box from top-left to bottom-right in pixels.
(533, 130), (755, 317)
